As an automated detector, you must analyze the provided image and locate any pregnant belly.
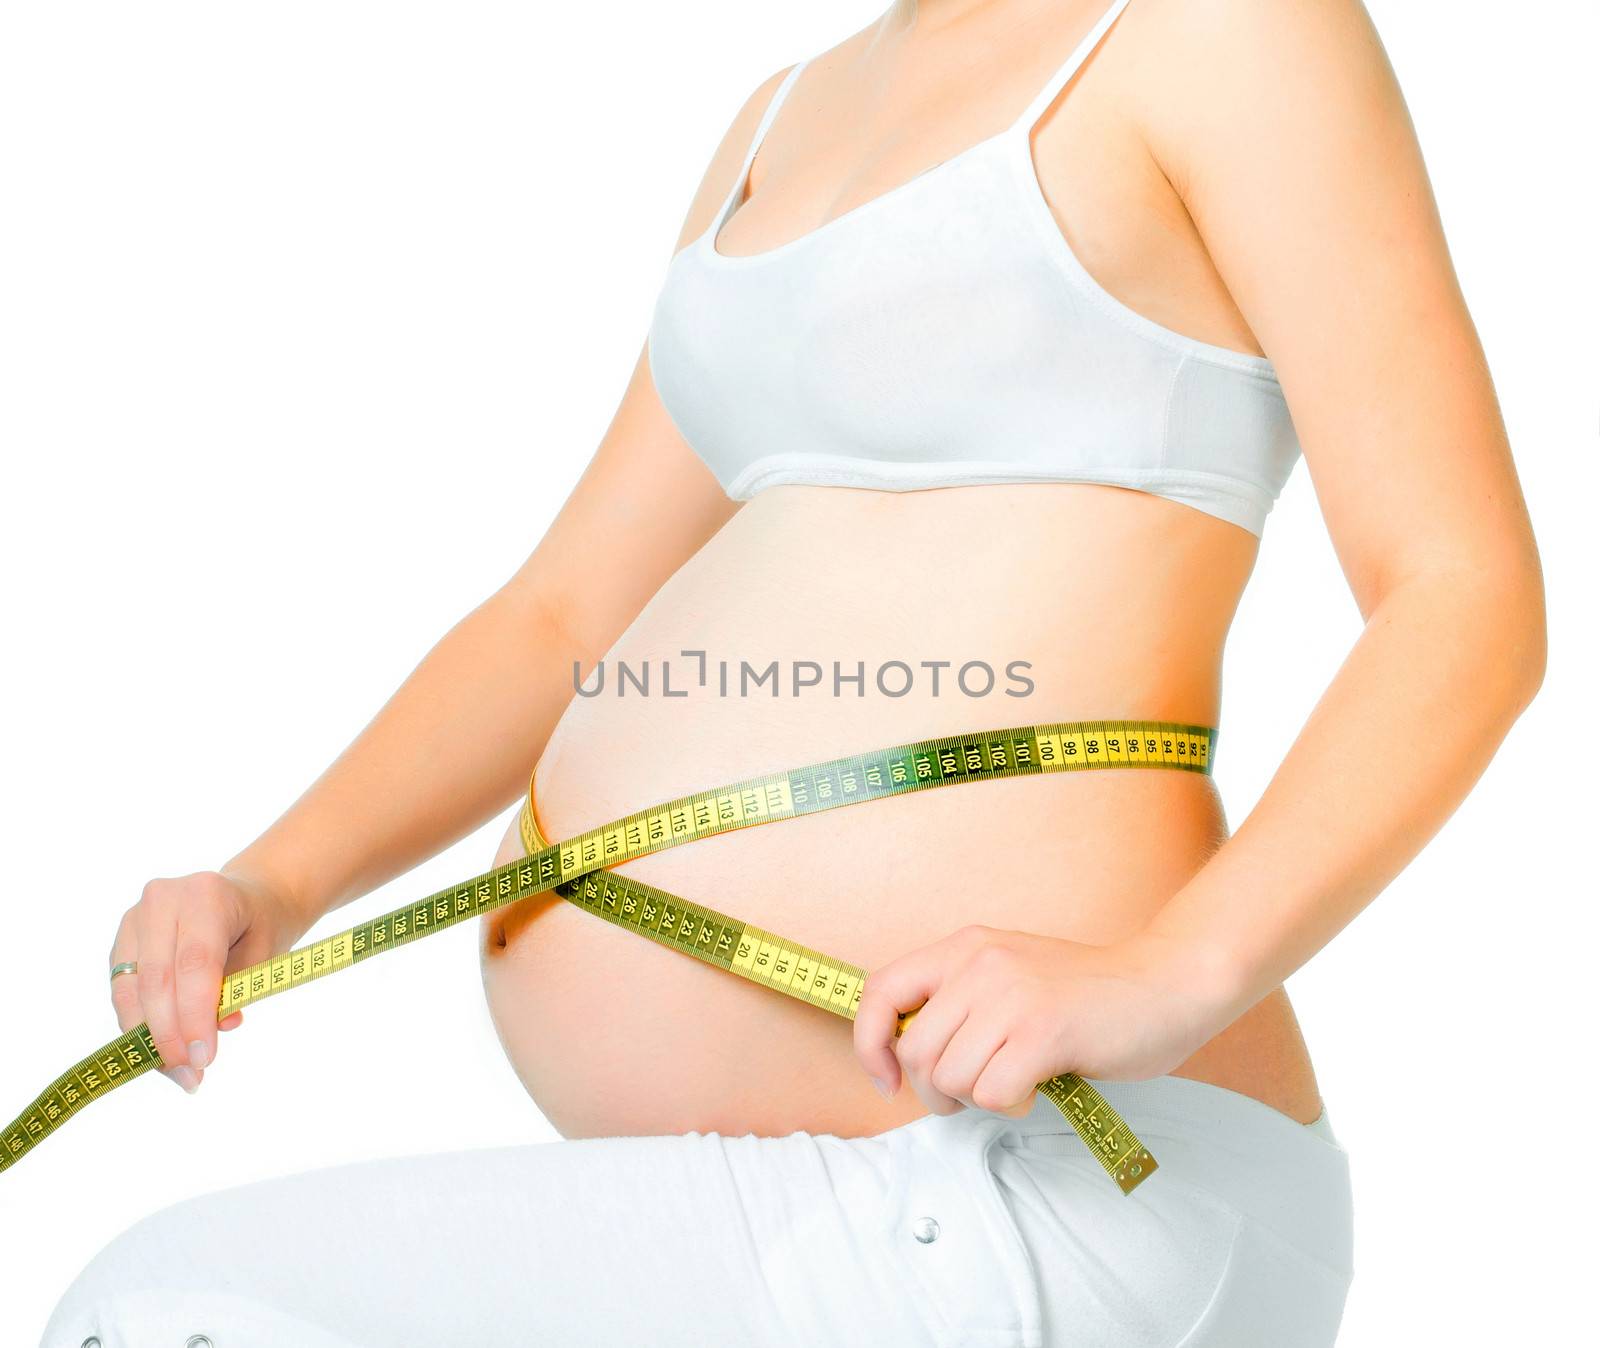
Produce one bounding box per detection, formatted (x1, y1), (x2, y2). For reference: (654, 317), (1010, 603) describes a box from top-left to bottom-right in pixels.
(479, 485), (1321, 1138)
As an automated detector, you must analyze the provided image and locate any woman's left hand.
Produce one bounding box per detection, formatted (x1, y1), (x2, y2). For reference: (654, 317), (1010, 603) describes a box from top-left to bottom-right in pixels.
(854, 924), (1241, 1118)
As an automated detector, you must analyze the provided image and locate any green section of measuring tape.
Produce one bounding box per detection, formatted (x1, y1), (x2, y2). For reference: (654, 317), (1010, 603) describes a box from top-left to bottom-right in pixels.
(2, 718), (1213, 1192)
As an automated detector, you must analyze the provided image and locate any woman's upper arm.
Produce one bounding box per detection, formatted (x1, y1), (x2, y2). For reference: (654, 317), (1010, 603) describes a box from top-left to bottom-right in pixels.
(499, 64), (798, 658)
(1142, 0), (1541, 621)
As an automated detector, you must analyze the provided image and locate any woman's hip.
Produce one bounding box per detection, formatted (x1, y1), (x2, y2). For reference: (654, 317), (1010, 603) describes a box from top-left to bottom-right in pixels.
(933, 1072), (1355, 1346)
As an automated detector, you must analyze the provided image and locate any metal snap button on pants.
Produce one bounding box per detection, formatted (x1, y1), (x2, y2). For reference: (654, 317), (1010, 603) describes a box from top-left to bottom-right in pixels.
(879, 1107), (1044, 1346)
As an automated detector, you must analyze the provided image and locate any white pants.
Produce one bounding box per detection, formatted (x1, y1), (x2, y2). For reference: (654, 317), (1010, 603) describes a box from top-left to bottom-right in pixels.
(42, 1073), (1353, 1348)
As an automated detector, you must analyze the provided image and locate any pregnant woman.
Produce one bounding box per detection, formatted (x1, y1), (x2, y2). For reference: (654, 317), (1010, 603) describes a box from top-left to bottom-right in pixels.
(45, 0), (1544, 1345)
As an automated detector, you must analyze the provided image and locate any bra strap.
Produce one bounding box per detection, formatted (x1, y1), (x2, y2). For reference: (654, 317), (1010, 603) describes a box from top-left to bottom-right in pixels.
(1009, 0), (1134, 133)
(716, 58), (813, 221)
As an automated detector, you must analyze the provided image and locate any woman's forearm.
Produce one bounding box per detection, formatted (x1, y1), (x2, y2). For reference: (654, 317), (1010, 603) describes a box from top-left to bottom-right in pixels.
(218, 585), (587, 929)
(1140, 560), (1548, 1020)
(854, 556), (1548, 1106)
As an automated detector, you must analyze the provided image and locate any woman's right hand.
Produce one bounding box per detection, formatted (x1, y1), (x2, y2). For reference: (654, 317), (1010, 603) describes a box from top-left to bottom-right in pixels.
(107, 868), (311, 1093)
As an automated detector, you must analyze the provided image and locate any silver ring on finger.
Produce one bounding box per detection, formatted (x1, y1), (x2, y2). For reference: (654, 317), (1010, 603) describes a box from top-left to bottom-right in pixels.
(110, 960), (139, 982)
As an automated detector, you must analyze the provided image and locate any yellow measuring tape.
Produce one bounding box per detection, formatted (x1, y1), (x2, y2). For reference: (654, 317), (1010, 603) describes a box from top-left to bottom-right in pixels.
(2, 718), (1213, 1193)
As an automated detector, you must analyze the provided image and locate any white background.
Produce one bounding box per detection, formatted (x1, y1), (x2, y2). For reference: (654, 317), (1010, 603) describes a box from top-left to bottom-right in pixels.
(1, 2), (1594, 1343)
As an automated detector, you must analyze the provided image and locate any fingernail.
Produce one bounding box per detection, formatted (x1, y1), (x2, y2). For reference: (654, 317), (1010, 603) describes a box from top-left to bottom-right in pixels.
(189, 1039), (209, 1070)
(171, 1065), (200, 1094)
(871, 1076), (895, 1100)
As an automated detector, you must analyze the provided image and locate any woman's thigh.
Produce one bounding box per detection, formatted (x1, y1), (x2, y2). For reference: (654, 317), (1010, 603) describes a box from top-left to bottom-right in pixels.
(41, 1076), (1353, 1348)
(40, 1124), (945, 1348)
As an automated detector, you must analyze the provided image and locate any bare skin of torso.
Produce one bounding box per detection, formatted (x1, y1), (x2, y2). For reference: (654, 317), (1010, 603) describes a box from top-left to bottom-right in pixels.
(479, 4), (1325, 1140)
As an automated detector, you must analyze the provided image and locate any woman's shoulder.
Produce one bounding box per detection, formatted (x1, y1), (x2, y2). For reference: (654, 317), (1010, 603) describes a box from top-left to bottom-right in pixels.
(1122, 0), (1391, 122)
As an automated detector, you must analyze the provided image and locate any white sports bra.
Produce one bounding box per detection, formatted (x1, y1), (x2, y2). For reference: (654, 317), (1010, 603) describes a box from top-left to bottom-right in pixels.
(645, 0), (1301, 537)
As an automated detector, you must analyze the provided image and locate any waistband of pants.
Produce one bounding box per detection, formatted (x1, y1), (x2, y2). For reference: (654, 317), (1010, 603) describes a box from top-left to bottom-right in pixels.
(1008, 1072), (1338, 1148)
